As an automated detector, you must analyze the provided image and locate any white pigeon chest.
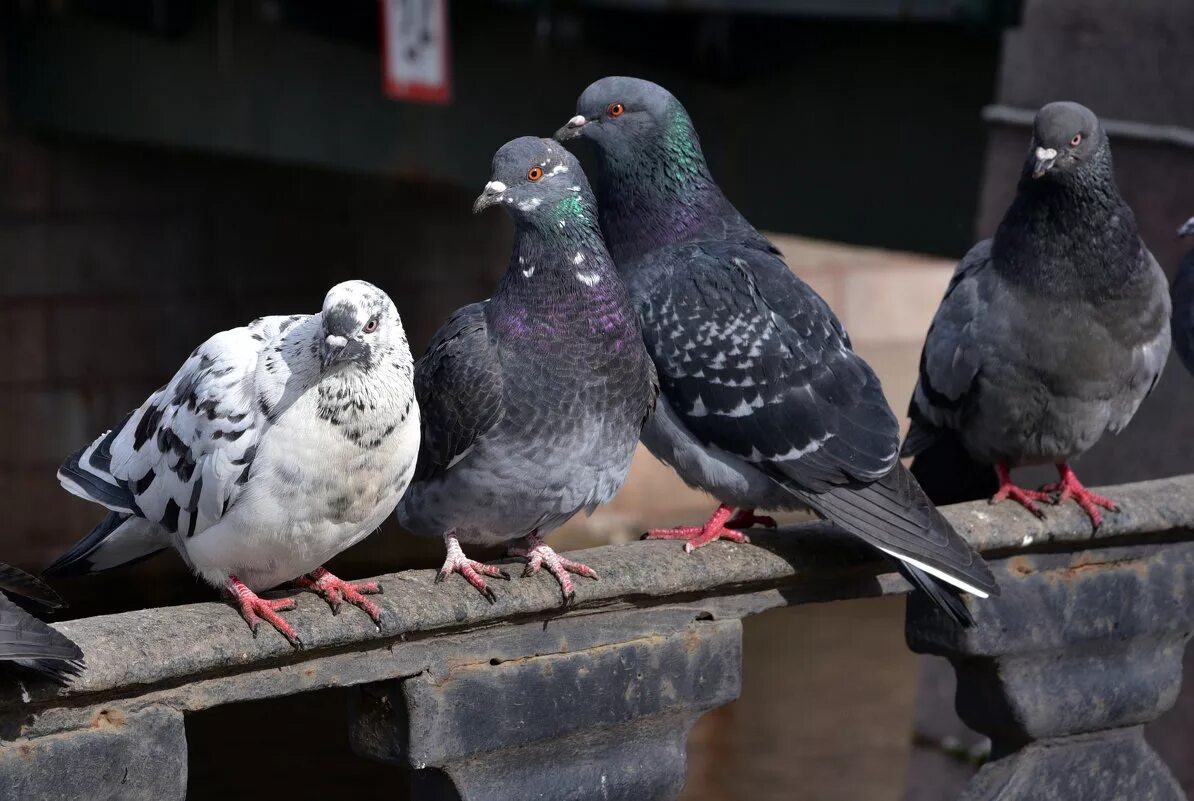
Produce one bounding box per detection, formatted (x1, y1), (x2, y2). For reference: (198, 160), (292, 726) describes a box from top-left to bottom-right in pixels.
(259, 390), (416, 526)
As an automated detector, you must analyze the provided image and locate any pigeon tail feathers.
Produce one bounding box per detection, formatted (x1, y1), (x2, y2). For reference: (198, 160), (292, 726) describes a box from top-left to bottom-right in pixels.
(43, 513), (167, 578)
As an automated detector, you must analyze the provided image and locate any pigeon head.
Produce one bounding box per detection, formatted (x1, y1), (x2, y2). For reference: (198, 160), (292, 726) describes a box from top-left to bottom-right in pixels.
(554, 76), (680, 148)
(473, 137), (594, 223)
(319, 280), (404, 372)
(1180, 217), (1194, 237)
(1026, 102), (1106, 182)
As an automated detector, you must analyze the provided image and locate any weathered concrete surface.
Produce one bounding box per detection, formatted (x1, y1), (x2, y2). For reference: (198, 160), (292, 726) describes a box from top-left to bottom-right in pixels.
(907, 541), (1194, 800)
(0, 705), (186, 801)
(5, 475), (1190, 718)
(1, 476), (1192, 800)
(352, 612), (741, 801)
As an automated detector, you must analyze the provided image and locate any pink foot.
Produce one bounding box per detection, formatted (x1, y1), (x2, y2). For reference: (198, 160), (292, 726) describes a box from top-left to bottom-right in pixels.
(644, 504), (751, 552)
(1039, 463), (1118, 531)
(226, 576), (300, 647)
(436, 533), (509, 603)
(989, 464), (1052, 519)
(295, 567), (383, 625)
(508, 531), (598, 603)
(724, 508), (778, 530)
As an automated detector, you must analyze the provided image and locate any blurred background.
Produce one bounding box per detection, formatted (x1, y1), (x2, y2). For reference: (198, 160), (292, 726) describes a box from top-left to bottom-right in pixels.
(1, 0), (1193, 798)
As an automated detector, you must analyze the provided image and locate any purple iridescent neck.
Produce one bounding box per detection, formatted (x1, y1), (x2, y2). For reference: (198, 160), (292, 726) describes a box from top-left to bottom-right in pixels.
(489, 194), (640, 347)
(593, 102), (744, 265)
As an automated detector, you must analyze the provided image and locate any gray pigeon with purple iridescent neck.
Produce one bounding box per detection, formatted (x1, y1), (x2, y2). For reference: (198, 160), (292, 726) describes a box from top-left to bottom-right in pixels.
(397, 136), (658, 604)
(556, 76), (996, 625)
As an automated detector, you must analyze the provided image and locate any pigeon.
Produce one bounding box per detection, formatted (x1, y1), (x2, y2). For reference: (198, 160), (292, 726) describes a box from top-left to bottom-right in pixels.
(48, 281), (420, 646)
(904, 102), (1171, 529)
(0, 563), (82, 683)
(1171, 217), (1194, 373)
(397, 137), (658, 603)
(555, 76), (996, 625)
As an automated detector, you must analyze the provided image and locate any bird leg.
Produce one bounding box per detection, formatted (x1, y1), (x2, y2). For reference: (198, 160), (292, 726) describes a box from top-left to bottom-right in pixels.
(989, 464), (1051, 519)
(436, 532), (509, 604)
(643, 504), (751, 552)
(507, 531), (598, 603)
(225, 575), (301, 647)
(1038, 463), (1118, 531)
(295, 567), (383, 625)
(724, 508), (778, 530)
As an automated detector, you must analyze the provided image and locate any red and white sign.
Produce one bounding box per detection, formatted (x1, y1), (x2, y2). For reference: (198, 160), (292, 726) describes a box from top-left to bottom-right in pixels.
(380, 0), (451, 104)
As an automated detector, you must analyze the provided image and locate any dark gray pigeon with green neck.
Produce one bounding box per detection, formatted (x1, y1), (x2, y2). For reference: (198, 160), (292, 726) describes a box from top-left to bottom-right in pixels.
(1172, 217), (1194, 373)
(397, 136), (657, 604)
(905, 101), (1170, 530)
(556, 76), (996, 625)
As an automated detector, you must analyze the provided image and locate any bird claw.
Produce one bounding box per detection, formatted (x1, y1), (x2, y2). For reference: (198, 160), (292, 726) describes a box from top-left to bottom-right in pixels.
(227, 577), (302, 647)
(508, 534), (598, 603)
(436, 549), (509, 603)
(296, 568), (383, 625)
(1039, 466), (1119, 531)
(645, 505), (752, 551)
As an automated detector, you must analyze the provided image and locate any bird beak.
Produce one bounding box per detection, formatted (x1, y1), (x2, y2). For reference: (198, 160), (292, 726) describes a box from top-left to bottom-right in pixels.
(554, 115), (589, 142)
(1180, 217), (1194, 237)
(473, 180), (507, 214)
(1032, 147), (1058, 179)
(321, 335), (367, 370)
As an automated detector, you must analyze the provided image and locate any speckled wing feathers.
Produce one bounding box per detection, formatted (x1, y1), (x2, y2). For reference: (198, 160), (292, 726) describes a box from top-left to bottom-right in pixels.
(57, 317), (281, 542)
(639, 241), (900, 491)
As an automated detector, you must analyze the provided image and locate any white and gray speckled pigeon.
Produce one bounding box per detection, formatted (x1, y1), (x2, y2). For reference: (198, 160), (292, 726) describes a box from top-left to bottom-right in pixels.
(555, 77), (995, 625)
(48, 281), (420, 646)
(1171, 218), (1194, 373)
(397, 137), (658, 604)
(904, 102), (1171, 529)
(0, 563), (82, 683)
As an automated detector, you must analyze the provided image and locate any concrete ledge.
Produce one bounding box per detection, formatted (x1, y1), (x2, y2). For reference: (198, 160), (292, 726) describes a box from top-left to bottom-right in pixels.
(4, 475), (1192, 723)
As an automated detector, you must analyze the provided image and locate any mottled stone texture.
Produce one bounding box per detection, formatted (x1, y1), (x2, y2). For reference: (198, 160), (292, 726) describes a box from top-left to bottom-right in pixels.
(351, 612), (741, 801)
(0, 479), (1191, 799)
(0, 705), (186, 801)
(907, 542), (1194, 800)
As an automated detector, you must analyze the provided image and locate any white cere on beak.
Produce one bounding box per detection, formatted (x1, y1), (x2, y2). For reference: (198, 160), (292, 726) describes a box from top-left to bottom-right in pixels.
(485, 180), (507, 193)
(325, 334), (348, 348)
(567, 115), (586, 128)
(1035, 147), (1058, 161)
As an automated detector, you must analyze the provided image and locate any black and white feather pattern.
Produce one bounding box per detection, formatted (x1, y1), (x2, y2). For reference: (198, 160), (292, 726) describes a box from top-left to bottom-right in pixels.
(59, 321), (267, 543)
(51, 282), (420, 592)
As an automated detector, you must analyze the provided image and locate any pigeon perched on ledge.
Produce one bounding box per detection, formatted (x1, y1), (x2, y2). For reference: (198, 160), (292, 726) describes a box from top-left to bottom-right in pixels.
(905, 102), (1171, 530)
(398, 137), (658, 604)
(1171, 217), (1194, 374)
(0, 563), (82, 683)
(555, 77), (995, 625)
(49, 281), (420, 646)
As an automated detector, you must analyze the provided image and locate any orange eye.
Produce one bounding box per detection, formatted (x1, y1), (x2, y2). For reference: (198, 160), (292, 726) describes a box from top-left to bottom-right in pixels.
(608, 102), (625, 117)
(527, 166), (543, 181)
(1071, 133), (1082, 147)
